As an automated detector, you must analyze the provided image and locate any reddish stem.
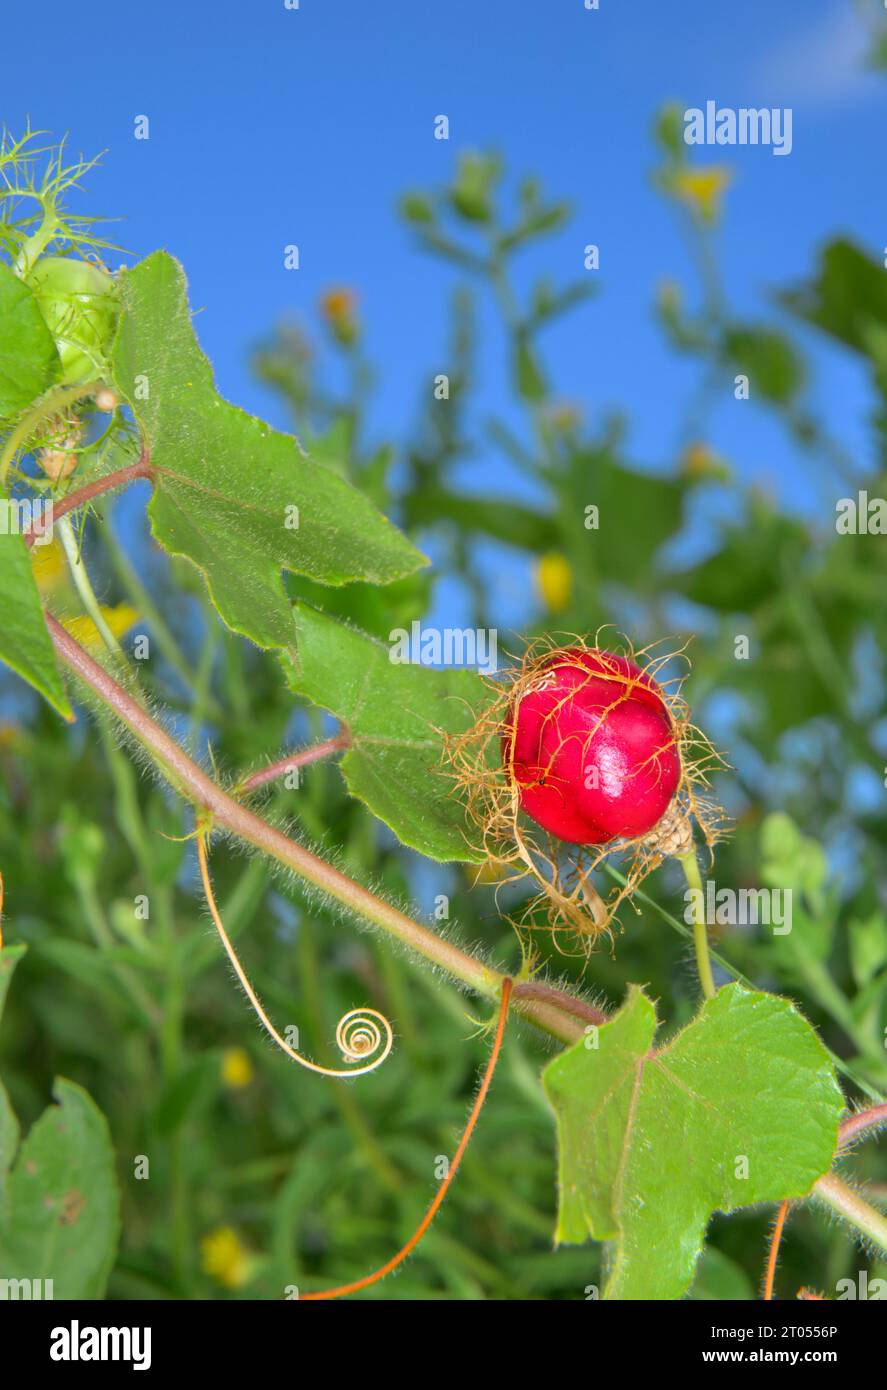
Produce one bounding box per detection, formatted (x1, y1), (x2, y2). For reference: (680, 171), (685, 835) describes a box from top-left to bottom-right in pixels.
(839, 1102), (887, 1149)
(511, 979), (608, 1028)
(238, 731), (351, 794)
(24, 453), (154, 549)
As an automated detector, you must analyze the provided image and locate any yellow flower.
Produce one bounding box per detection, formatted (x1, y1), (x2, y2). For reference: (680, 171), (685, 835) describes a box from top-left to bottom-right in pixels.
(545, 400), (583, 433)
(200, 1226), (251, 1289)
(681, 442), (732, 482)
(535, 552), (573, 614)
(30, 539), (68, 596)
(221, 1046), (254, 1090)
(320, 287), (359, 346)
(62, 603), (140, 654)
(471, 858), (511, 886)
(0, 723), (23, 751)
(669, 166), (732, 223)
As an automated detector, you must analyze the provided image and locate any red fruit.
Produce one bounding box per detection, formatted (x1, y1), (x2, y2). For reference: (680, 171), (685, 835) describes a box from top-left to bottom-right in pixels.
(504, 648), (681, 846)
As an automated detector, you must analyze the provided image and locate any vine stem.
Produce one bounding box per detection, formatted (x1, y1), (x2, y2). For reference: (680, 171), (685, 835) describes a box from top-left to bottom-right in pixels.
(57, 515), (126, 663)
(838, 1102), (887, 1150)
(677, 848), (716, 999)
(813, 1172), (887, 1253)
(23, 455), (154, 548)
(45, 613), (591, 1046)
(237, 731), (351, 795)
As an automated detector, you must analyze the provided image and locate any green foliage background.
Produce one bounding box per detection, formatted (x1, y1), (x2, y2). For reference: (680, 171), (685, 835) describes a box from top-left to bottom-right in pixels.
(1, 127), (886, 1300)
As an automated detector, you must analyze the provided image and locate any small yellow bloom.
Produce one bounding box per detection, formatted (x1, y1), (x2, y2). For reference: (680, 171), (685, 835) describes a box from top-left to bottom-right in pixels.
(221, 1046), (254, 1090)
(320, 287), (355, 320)
(472, 858), (511, 886)
(535, 552), (573, 614)
(545, 400), (583, 433)
(669, 166), (732, 223)
(62, 604), (140, 654)
(681, 442), (732, 482)
(320, 287), (359, 346)
(31, 539), (68, 595)
(200, 1225), (251, 1289)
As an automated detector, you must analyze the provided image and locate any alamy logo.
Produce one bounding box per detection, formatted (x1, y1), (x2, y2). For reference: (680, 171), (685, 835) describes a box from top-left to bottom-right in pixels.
(685, 880), (792, 935)
(683, 101), (792, 157)
(0, 1276), (54, 1299)
(0, 497), (53, 545)
(50, 1320), (151, 1371)
(389, 621), (498, 674)
(836, 491), (887, 534)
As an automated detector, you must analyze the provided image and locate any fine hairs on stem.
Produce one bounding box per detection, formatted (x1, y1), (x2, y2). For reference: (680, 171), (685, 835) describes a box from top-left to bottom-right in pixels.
(196, 826), (393, 1079)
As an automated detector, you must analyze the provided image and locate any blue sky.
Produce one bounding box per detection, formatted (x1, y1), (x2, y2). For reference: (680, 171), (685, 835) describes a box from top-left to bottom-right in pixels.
(4, 0), (886, 607)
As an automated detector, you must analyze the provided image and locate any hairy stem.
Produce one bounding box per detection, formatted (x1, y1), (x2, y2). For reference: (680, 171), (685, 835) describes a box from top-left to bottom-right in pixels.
(839, 1102), (887, 1150)
(814, 1172), (887, 1254)
(237, 732), (351, 795)
(24, 455), (154, 548)
(46, 614), (589, 1045)
(678, 848), (716, 999)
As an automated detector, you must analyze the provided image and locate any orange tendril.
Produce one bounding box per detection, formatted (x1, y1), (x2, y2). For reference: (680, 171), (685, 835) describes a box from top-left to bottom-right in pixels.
(300, 976), (513, 1300)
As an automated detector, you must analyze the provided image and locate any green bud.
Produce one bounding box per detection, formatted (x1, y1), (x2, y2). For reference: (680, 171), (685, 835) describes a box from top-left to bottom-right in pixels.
(28, 256), (119, 385)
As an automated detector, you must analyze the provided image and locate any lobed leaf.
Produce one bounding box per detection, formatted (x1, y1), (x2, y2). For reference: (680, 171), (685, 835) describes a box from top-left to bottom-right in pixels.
(111, 252), (427, 653)
(0, 946), (120, 1298)
(543, 982), (843, 1300)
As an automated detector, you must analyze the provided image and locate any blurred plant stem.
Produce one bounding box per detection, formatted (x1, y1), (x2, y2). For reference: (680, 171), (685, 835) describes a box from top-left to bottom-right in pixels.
(58, 515), (126, 665)
(679, 848), (716, 999)
(814, 1172), (887, 1255)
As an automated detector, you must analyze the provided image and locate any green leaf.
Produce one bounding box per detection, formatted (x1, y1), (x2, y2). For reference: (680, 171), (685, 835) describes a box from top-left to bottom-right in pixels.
(671, 506), (809, 613)
(689, 1245), (755, 1300)
(0, 947), (120, 1297)
(449, 152), (501, 223)
(0, 531), (73, 720)
(543, 983), (842, 1300)
(0, 949), (26, 1202)
(399, 192), (435, 225)
(0, 264), (60, 419)
(780, 240), (887, 358)
(514, 335), (547, 402)
(722, 325), (805, 404)
(286, 605), (491, 861)
(848, 913), (887, 990)
(565, 447), (687, 585)
(111, 252), (426, 652)
(0, 1079), (120, 1298)
(760, 812), (828, 914)
(404, 486), (560, 552)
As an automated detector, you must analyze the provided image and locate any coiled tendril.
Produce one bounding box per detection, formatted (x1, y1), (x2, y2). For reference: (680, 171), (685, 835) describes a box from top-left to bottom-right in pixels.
(196, 830), (392, 1078)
